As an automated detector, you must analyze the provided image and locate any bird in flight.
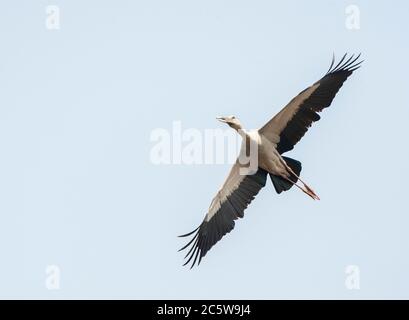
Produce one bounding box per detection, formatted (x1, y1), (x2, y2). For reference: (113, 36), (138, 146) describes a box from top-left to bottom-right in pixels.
(179, 54), (363, 268)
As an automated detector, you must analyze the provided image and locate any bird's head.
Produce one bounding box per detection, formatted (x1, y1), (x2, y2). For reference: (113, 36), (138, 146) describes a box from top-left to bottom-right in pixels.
(216, 115), (243, 131)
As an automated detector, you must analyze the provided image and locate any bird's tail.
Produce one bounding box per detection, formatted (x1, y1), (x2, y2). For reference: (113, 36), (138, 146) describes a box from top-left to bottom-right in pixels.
(269, 157), (301, 194)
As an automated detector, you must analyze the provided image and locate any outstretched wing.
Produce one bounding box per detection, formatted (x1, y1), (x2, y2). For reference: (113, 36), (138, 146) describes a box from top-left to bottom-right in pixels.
(259, 53), (363, 154)
(179, 162), (267, 268)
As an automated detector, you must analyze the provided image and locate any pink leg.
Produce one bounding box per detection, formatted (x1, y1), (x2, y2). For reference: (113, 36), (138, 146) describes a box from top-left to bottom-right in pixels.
(282, 176), (319, 200)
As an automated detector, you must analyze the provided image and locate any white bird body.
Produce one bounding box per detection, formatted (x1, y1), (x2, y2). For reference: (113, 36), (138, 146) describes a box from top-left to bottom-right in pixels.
(234, 129), (288, 177)
(179, 54), (363, 268)
(206, 130), (286, 221)
(257, 132), (288, 177)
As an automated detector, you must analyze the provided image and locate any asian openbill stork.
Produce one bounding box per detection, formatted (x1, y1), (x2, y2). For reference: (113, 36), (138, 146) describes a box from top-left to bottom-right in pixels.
(179, 54), (363, 268)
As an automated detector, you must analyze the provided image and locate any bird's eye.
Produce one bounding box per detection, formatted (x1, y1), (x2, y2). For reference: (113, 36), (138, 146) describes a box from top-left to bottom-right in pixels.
(231, 116), (236, 119)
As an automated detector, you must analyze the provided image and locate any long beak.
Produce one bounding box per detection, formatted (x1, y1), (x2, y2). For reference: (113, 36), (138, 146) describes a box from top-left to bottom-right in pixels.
(216, 117), (226, 123)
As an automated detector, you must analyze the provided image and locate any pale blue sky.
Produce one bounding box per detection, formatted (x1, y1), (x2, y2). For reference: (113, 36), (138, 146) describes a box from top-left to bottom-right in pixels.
(0, 0), (408, 299)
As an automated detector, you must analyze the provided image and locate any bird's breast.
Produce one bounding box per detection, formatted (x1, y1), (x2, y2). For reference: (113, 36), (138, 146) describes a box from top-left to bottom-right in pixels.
(257, 135), (286, 174)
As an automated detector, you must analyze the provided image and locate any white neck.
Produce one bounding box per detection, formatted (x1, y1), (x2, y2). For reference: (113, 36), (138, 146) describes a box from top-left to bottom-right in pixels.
(237, 128), (247, 138)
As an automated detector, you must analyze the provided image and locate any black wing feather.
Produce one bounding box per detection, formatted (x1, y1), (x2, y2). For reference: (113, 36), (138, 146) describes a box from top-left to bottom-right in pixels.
(276, 53), (363, 154)
(179, 168), (267, 268)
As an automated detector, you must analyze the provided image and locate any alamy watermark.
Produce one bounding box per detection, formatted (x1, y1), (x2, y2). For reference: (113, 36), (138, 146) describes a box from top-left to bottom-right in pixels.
(45, 264), (61, 290)
(46, 5), (60, 30)
(150, 121), (259, 175)
(345, 265), (360, 290)
(345, 5), (361, 30)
